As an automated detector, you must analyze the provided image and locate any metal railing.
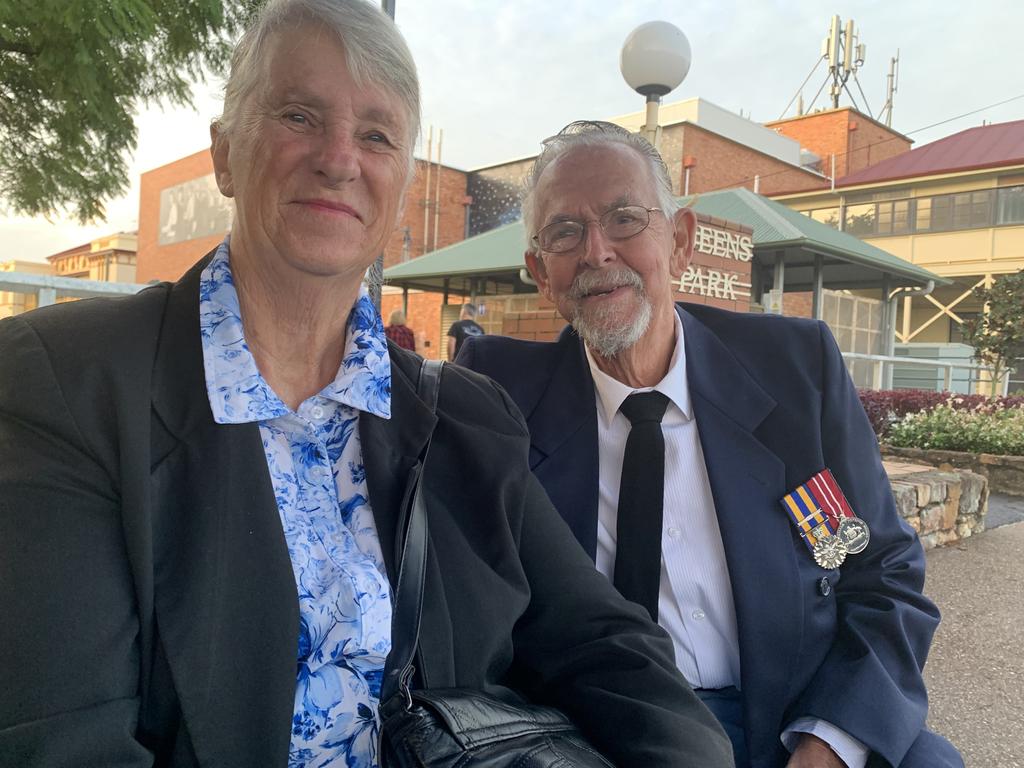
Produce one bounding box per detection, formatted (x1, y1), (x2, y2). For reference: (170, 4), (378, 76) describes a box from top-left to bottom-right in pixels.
(842, 351), (1010, 395)
(0, 271), (146, 307)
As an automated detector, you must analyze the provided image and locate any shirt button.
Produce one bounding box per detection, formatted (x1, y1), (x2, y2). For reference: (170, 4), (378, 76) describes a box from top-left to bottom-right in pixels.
(691, 609), (706, 621)
(819, 577), (832, 597)
(310, 405), (325, 420)
(667, 526), (682, 539)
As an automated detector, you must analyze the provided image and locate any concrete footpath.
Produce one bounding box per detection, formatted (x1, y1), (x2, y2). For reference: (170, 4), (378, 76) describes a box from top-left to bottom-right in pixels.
(923, 519), (1024, 767)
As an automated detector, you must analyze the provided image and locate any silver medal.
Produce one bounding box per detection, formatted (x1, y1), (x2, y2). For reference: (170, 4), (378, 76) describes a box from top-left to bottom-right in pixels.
(836, 516), (871, 555)
(812, 535), (848, 569)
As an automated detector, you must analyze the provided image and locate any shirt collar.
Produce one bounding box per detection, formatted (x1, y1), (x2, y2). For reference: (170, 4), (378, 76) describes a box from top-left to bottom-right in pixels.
(200, 238), (392, 424)
(585, 310), (691, 423)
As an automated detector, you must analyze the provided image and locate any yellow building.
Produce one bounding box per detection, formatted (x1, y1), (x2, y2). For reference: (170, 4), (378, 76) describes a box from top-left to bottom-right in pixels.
(0, 260), (52, 318)
(0, 232), (140, 318)
(48, 231), (138, 285)
(772, 119), (1024, 348)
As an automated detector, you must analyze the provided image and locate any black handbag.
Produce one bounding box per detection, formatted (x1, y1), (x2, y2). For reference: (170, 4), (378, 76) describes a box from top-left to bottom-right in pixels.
(377, 359), (614, 768)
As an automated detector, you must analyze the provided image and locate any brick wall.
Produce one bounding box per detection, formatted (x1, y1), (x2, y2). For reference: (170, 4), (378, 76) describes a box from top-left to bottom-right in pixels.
(784, 291), (814, 318)
(674, 124), (826, 196)
(846, 115), (912, 176)
(497, 294), (565, 342)
(380, 290), (446, 359)
(137, 150), (222, 283)
(766, 107), (911, 182)
(387, 159), (469, 268)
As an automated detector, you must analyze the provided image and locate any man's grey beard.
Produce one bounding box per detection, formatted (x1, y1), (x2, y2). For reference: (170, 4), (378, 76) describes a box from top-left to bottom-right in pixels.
(567, 267), (652, 359)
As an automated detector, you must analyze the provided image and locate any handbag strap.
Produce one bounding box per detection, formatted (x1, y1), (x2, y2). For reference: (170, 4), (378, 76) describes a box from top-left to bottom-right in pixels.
(381, 358), (443, 712)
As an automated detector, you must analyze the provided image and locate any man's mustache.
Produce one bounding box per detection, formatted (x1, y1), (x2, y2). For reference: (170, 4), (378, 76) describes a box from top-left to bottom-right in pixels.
(567, 267), (645, 301)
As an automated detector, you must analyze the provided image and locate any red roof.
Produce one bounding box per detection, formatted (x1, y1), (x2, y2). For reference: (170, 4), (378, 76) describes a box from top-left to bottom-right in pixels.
(837, 119), (1024, 187)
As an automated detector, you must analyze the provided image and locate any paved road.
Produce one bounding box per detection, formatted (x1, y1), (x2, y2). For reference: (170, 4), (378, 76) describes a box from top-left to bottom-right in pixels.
(923, 520), (1024, 767)
(988, 492), (1024, 528)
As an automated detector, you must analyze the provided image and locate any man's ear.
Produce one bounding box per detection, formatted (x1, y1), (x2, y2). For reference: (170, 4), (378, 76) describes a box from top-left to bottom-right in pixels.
(669, 207), (697, 279)
(524, 249), (553, 302)
(210, 123), (234, 198)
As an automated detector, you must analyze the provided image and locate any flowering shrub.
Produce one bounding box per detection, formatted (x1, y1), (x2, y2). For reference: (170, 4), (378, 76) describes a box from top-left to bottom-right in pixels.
(858, 389), (1024, 439)
(887, 404), (1024, 456)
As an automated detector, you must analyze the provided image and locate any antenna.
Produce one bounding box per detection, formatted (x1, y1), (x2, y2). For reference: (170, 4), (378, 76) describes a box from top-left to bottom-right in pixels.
(823, 15), (865, 109)
(878, 50), (900, 127)
(778, 15), (875, 120)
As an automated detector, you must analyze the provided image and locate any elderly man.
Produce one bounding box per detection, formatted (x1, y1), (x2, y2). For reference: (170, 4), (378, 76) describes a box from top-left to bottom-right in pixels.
(457, 121), (963, 768)
(0, 11), (733, 768)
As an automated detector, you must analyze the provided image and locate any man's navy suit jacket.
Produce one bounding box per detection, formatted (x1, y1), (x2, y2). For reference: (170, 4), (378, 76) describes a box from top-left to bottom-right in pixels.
(458, 302), (945, 768)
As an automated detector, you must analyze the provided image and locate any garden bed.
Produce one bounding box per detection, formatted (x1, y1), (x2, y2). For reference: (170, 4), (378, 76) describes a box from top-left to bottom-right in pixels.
(882, 446), (1024, 496)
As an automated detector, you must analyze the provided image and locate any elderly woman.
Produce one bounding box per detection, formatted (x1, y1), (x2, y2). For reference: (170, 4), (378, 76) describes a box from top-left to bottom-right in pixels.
(0, 2), (732, 767)
(384, 308), (416, 351)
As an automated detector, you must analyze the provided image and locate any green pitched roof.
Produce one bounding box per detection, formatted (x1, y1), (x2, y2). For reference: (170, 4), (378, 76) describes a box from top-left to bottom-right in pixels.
(384, 220), (526, 280)
(680, 187), (945, 284)
(384, 187), (946, 287)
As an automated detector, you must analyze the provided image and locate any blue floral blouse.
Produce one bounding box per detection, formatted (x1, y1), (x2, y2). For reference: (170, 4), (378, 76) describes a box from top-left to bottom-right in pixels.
(200, 240), (393, 768)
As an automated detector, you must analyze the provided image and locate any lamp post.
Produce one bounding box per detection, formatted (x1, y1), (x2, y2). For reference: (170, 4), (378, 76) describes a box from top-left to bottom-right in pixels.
(619, 21), (691, 149)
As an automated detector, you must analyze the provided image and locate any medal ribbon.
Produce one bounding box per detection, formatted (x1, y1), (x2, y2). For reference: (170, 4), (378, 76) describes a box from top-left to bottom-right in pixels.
(781, 482), (838, 552)
(806, 469), (857, 525)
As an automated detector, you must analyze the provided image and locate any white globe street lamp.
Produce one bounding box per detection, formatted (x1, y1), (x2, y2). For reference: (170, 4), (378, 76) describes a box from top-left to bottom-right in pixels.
(620, 21), (692, 149)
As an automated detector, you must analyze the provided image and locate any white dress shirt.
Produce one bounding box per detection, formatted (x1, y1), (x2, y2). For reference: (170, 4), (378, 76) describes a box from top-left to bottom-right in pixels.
(584, 311), (868, 768)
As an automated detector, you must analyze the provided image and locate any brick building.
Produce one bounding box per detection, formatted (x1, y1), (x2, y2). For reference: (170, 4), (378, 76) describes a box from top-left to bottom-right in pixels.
(766, 106), (912, 182)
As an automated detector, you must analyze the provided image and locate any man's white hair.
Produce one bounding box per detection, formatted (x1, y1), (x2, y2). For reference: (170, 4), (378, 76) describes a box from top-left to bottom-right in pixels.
(521, 120), (680, 252)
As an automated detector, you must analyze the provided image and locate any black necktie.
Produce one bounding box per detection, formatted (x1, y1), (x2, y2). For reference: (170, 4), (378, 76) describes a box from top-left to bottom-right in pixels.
(613, 391), (670, 622)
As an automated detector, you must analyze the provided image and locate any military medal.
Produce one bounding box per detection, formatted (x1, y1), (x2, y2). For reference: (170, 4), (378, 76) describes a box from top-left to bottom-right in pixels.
(813, 535), (847, 569)
(780, 468), (870, 569)
(836, 516), (870, 554)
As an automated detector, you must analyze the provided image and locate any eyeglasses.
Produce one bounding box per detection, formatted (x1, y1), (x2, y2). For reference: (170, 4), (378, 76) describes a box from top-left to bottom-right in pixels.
(532, 206), (662, 254)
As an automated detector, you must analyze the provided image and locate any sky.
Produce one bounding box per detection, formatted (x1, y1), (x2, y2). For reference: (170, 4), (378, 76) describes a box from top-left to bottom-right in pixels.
(3, 0), (1023, 263)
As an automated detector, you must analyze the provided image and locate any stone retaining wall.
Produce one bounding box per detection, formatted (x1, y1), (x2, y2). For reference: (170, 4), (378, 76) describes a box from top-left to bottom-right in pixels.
(882, 446), (1024, 496)
(884, 461), (988, 550)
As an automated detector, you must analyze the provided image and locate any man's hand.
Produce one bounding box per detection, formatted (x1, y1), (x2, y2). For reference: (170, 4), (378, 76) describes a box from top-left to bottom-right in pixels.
(785, 733), (847, 768)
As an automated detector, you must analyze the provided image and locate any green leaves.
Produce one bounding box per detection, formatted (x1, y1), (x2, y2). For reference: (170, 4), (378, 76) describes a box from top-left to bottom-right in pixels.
(961, 270), (1024, 389)
(0, 0), (260, 222)
(888, 402), (1024, 456)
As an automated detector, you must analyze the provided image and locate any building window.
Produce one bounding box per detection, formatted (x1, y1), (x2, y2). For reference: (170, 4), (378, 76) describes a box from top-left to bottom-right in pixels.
(844, 203), (876, 236)
(997, 185), (1024, 225)
(875, 199), (913, 235)
(805, 207), (841, 229)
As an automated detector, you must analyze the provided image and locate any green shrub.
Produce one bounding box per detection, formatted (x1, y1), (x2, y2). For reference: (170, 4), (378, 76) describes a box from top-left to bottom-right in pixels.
(887, 404), (1024, 455)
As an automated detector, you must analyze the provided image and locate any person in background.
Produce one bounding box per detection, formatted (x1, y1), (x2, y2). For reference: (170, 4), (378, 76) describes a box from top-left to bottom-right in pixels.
(458, 120), (963, 768)
(446, 302), (484, 359)
(384, 308), (416, 351)
(0, 8), (733, 768)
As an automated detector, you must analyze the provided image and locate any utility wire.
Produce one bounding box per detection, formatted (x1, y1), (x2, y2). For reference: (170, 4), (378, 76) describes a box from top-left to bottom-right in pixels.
(778, 57), (826, 120)
(694, 93), (1024, 197)
(852, 72), (873, 117)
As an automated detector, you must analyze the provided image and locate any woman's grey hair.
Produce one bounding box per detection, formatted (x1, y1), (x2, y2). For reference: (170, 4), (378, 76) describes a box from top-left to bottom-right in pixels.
(521, 121), (680, 252)
(215, 0), (420, 169)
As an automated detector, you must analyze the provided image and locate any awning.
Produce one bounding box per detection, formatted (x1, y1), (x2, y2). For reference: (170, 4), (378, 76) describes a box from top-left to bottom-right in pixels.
(383, 187), (948, 297)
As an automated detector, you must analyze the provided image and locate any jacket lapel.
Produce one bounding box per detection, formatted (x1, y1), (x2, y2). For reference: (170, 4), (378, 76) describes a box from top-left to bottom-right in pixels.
(523, 327), (601, 559)
(149, 257), (297, 767)
(680, 306), (801, 763)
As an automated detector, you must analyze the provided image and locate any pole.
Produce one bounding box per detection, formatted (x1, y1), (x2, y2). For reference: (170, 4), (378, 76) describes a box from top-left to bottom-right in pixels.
(432, 129), (443, 252)
(369, 0), (397, 309)
(642, 95), (661, 148)
(423, 126), (433, 254)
